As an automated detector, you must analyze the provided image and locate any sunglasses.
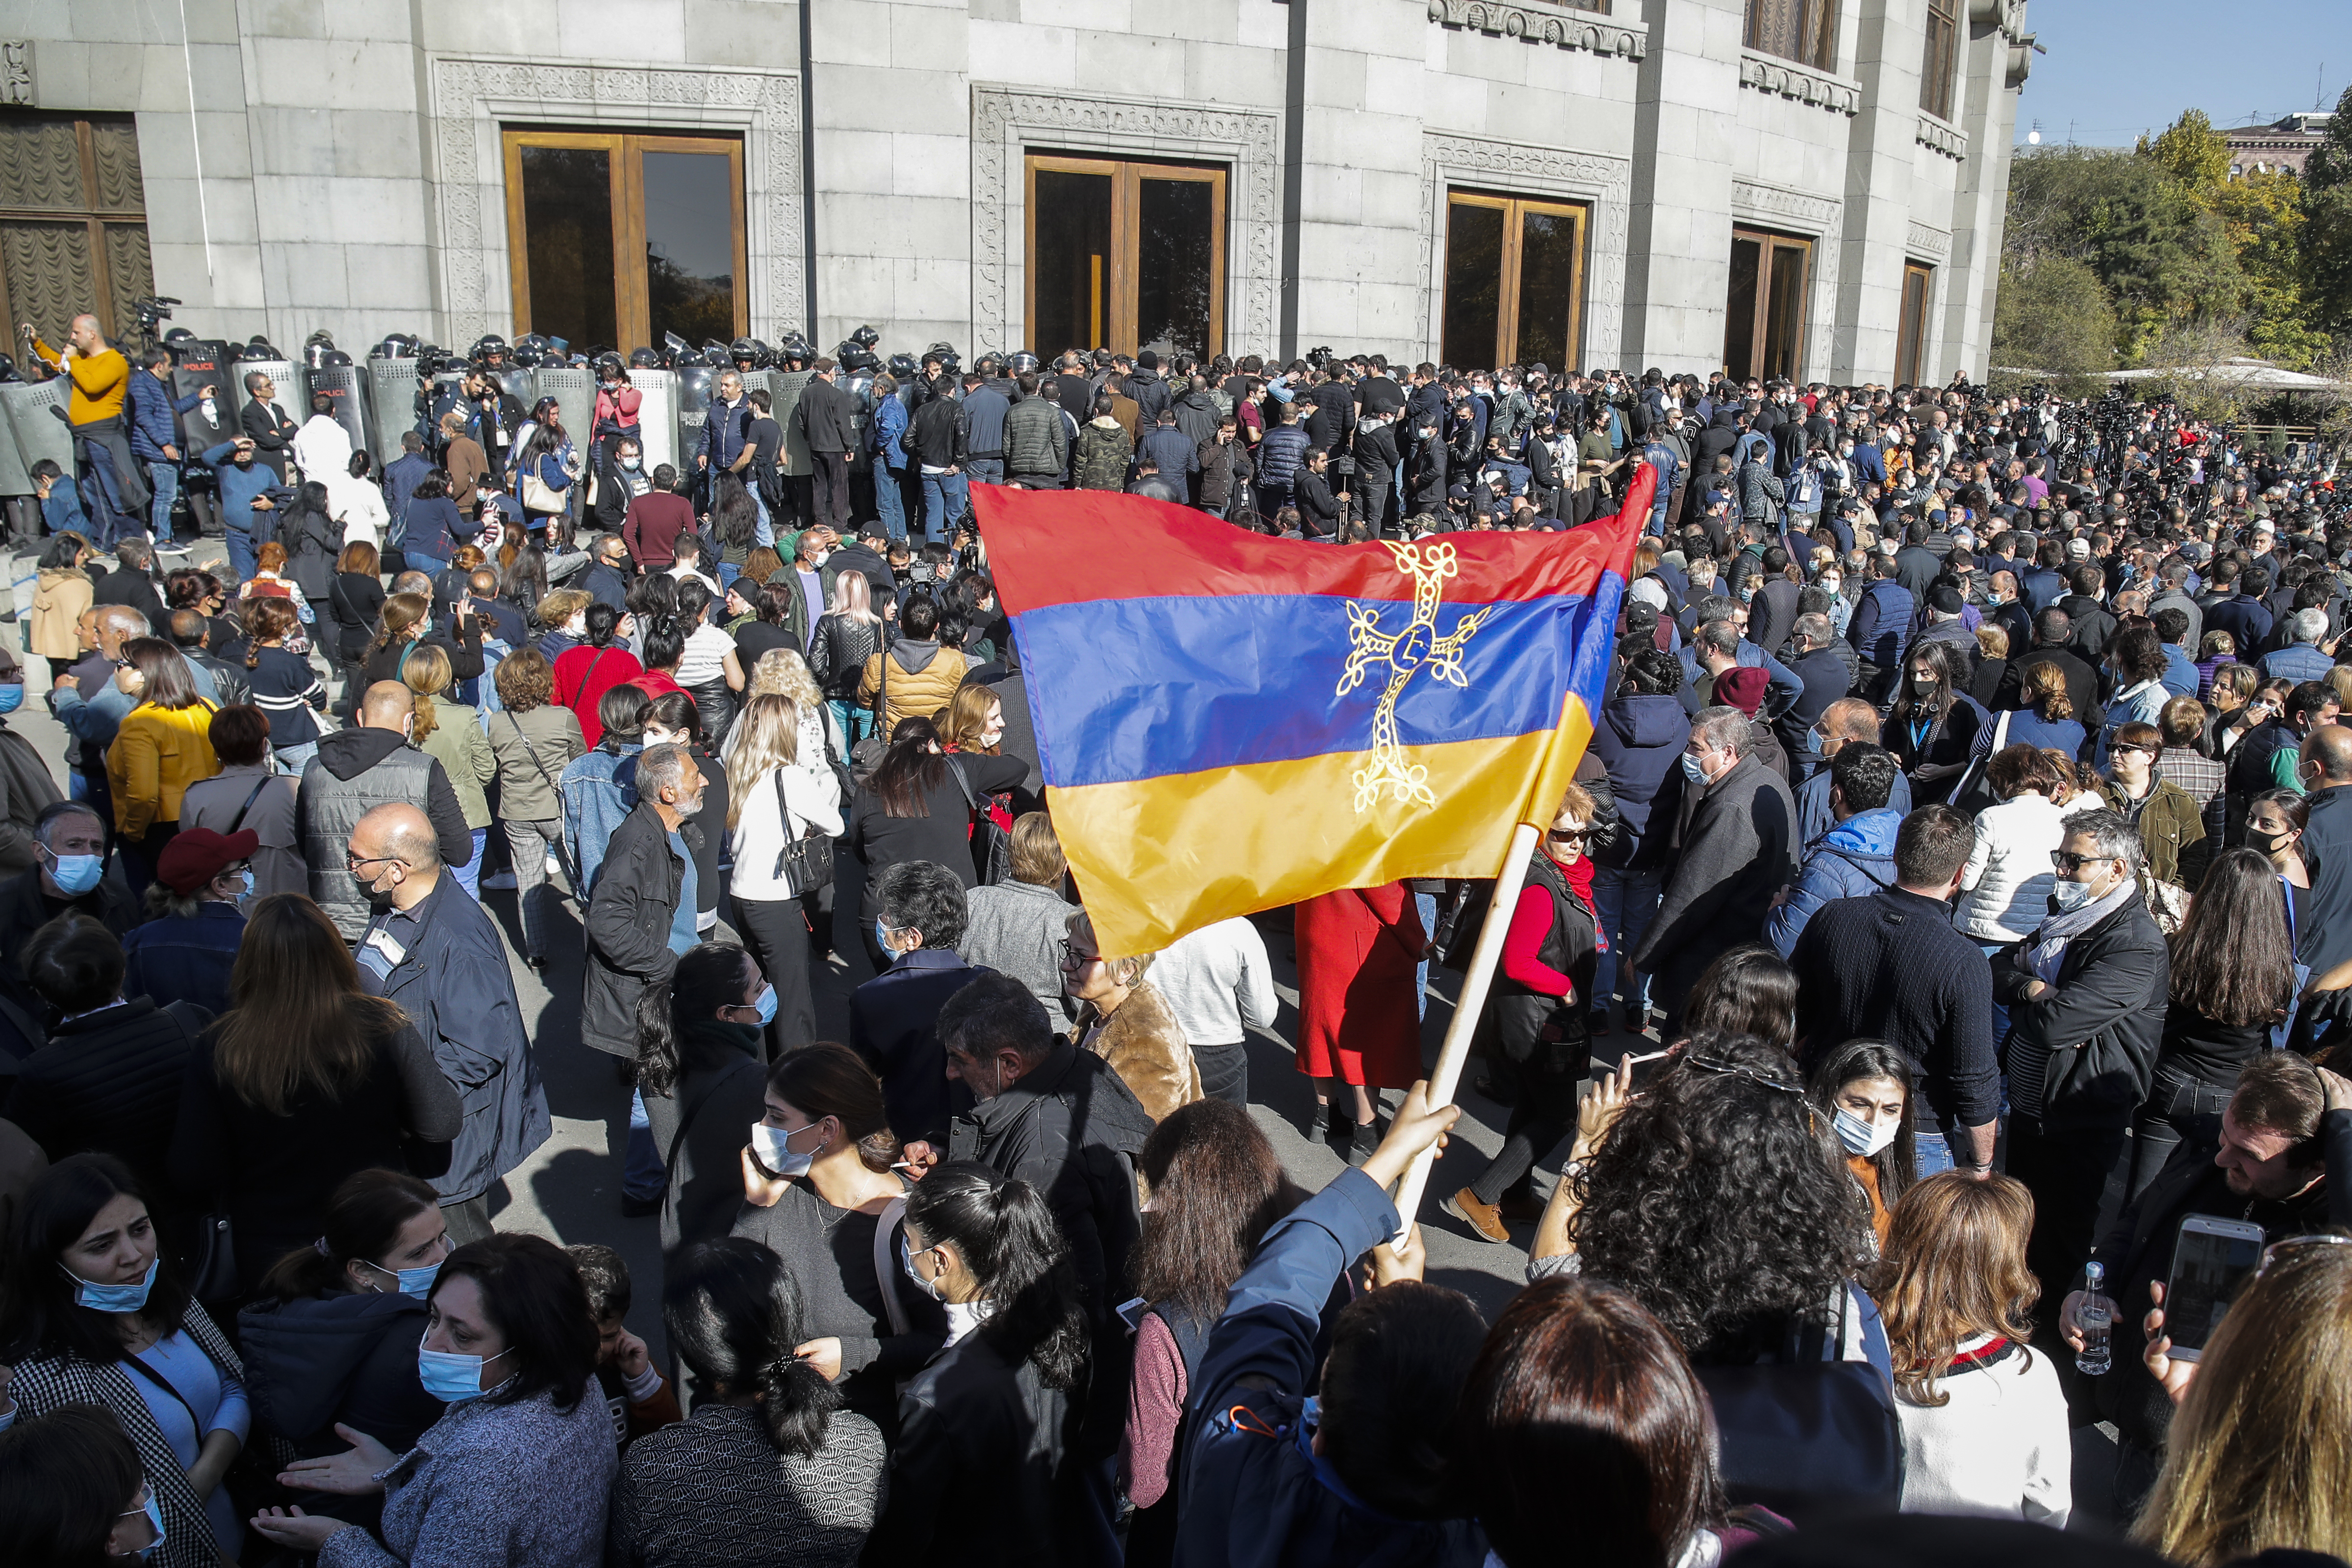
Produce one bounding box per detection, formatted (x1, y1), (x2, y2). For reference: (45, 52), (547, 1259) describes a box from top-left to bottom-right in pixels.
(2255, 1233), (2352, 1279)
(2049, 851), (2117, 873)
(1546, 827), (1591, 845)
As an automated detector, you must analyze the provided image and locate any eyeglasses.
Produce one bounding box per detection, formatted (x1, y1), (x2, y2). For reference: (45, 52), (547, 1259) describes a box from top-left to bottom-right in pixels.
(2049, 851), (2117, 873)
(2255, 1233), (2352, 1278)
(1058, 939), (1102, 971)
(345, 852), (409, 873)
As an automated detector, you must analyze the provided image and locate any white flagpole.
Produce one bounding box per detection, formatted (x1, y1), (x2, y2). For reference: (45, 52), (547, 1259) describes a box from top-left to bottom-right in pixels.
(1388, 819), (1540, 1246)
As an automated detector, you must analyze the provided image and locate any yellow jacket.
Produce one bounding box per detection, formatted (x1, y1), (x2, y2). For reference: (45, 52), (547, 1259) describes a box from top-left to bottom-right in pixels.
(28, 568), (93, 661)
(108, 701), (220, 839)
(857, 643), (967, 738)
(31, 337), (128, 425)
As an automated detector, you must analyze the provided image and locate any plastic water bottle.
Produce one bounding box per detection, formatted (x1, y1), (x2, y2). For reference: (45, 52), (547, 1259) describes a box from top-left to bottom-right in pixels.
(200, 394), (217, 427)
(2076, 1260), (2114, 1376)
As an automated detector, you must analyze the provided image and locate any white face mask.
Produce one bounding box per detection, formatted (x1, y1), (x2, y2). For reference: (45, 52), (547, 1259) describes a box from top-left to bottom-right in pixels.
(1834, 1107), (1899, 1158)
(2051, 876), (2102, 911)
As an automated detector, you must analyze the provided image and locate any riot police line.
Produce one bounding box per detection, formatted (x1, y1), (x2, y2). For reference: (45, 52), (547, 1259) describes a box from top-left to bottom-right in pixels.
(0, 322), (938, 546)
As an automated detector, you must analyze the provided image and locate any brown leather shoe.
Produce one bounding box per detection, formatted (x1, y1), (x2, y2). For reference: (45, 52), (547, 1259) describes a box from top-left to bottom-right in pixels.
(1443, 1187), (1513, 1244)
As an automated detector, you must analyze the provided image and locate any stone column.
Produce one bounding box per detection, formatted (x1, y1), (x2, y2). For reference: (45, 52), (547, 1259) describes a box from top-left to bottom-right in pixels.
(1621, 0), (1745, 370)
(1942, 0), (2028, 379)
(1831, 0), (1925, 383)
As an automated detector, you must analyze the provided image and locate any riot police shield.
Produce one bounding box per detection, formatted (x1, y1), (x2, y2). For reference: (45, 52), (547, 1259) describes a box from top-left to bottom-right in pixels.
(2, 376), (74, 483)
(675, 364), (714, 476)
(537, 367), (593, 458)
(167, 340), (237, 452)
(0, 390), (29, 499)
(631, 370), (678, 473)
(303, 365), (374, 457)
(843, 370), (876, 476)
(736, 369), (772, 402)
(368, 358), (421, 456)
(235, 359), (302, 437)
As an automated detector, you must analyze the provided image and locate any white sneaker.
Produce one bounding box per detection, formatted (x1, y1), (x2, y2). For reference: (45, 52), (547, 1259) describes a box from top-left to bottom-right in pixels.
(481, 871), (518, 890)
(545, 854), (562, 877)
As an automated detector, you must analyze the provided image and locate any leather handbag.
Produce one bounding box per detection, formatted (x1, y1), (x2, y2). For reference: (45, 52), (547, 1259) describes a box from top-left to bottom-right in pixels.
(185, 1212), (239, 1305)
(772, 767), (835, 897)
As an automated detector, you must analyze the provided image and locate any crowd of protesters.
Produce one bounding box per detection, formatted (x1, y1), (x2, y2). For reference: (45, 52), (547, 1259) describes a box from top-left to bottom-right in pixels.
(2, 309), (2352, 1568)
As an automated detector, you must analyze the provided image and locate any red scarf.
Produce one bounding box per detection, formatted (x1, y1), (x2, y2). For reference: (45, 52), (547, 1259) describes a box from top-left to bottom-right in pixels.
(1548, 847), (1597, 916)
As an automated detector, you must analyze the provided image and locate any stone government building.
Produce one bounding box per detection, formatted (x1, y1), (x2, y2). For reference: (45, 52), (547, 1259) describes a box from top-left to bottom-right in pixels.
(1, 0), (2030, 384)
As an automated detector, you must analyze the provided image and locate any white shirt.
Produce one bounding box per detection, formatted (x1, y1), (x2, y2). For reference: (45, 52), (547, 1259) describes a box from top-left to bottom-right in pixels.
(1147, 917), (1277, 1046)
(292, 413), (353, 483)
(1896, 1336), (2071, 1526)
(729, 760), (844, 902)
(322, 469), (388, 549)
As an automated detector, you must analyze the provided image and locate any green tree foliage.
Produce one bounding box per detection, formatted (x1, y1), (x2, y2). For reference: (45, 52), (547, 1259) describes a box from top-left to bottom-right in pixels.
(2142, 110), (2232, 204)
(2004, 144), (2241, 363)
(1991, 254), (2117, 392)
(2304, 86), (2352, 341)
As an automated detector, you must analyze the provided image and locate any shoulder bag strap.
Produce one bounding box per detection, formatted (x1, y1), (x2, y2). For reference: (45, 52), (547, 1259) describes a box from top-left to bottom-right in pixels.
(226, 774), (272, 835)
(871, 1195), (912, 1338)
(663, 1059), (759, 1174)
(942, 753), (978, 813)
(772, 766), (801, 878)
(505, 710), (564, 796)
(578, 645), (611, 697)
(873, 632), (888, 731)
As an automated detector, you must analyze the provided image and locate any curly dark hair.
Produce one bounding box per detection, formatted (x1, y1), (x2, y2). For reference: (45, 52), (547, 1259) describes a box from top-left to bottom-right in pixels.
(1567, 1032), (1871, 1361)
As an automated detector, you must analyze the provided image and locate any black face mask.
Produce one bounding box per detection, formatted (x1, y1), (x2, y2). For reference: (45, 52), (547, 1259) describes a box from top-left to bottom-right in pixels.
(2248, 825), (2294, 856)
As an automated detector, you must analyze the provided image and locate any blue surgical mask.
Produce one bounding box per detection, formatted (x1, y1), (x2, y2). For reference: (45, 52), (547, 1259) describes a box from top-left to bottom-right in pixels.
(900, 1234), (947, 1302)
(753, 984), (778, 1026)
(1834, 1107), (1898, 1158)
(66, 1256), (158, 1314)
(875, 918), (895, 959)
(128, 1490), (165, 1560)
(1680, 752), (1710, 784)
(417, 1334), (510, 1403)
(363, 1257), (443, 1299)
(45, 849), (104, 897)
(0, 683), (23, 714)
(234, 869), (255, 904)
(751, 1118), (820, 1179)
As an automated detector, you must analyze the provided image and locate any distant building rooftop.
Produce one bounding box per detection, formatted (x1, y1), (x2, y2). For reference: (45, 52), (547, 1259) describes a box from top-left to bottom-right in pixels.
(2226, 112), (2333, 178)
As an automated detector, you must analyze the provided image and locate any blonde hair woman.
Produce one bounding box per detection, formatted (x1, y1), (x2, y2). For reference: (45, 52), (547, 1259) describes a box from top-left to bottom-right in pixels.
(725, 646), (842, 778)
(726, 692), (844, 1058)
(2137, 1239), (2352, 1564)
(1869, 1171), (2070, 1524)
(105, 638), (219, 892)
(811, 569), (883, 748)
(401, 641), (496, 896)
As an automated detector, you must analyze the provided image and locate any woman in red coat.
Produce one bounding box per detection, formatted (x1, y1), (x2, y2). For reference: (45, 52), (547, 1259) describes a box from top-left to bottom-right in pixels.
(1294, 881), (1427, 1163)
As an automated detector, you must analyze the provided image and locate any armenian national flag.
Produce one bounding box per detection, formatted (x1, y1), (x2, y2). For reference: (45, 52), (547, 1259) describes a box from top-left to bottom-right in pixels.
(972, 465), (1654, 957)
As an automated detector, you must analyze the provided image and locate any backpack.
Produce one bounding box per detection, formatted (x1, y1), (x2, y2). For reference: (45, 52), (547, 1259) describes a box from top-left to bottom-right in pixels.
(1787, 462), (1822, 511)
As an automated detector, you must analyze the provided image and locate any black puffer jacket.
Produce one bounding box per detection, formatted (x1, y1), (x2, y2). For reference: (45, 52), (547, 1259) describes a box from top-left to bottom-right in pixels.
(1993, 886), (2170, 1135)
(4, 998), (208, 1204)
(238, 1290), (446, 1459)
(812, 612), (883, 702)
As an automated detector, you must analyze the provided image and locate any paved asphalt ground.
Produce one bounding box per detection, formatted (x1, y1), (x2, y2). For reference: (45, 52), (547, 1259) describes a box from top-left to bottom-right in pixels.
(5, 534), (2134, 1530)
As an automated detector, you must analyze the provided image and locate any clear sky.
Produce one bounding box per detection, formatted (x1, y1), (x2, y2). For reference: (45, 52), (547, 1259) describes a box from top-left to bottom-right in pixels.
(2013, 0), (2352, 148)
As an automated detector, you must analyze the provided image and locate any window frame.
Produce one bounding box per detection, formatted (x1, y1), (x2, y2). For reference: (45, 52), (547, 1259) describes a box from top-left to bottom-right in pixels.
(1023, 153), (1228, 358)
(1743, 0), (1841, 73)
(1920, 0), (1959, 120)
(0, 113), (153, 345)
(501, 127), (748, 348)
(1895, 260), (1934, 388)
(1724, 227), (1814, 383)
(1441, 189), (1590, 372)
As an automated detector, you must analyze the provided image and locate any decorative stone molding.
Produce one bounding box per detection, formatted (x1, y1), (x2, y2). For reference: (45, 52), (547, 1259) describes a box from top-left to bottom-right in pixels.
(1425, 1), (1648, 60)
(428, 57), (803, 348)
(1418, 132), (1634, 365)
(969, 87), (1279, 356)
(1729, 179), (1844, 379)
(1737, 50), (1862, 117)
(1906, 222), (1952, 261)
(1916, 113), (1967, 162)
(1, 40), (32, 106)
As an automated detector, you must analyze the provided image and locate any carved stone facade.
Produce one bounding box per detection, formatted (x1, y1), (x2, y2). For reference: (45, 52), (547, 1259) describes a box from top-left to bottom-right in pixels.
(11, 0), (2023, 382)
(967, 88), (1280, 360)
(430, 58), (805, 347)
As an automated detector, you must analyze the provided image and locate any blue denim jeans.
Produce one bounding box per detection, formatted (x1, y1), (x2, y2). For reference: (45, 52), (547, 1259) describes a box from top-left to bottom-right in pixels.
(624, 1088), (666, 1201)
(273, 740), (318, 777)
(921, 471), (969, 544)
(750, 489), (775, 550)
(1414, 890), (1438, 1022)
(145, 460), (178, 540)
(874, 464), (910, 544)
(829, 698), (872, 751)
(449, 825), (487, 898)
(963, 457), (1005, 489)
(224, 526), (256, 587)
(1912, 1129), (1957, 1178)
(1977, 940), (2012, 1053)
(1591, 862), (1665, 1014)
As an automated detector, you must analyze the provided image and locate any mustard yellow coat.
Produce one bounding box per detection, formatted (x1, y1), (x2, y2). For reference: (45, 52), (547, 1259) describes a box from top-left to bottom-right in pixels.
(108, 701), (220, 839)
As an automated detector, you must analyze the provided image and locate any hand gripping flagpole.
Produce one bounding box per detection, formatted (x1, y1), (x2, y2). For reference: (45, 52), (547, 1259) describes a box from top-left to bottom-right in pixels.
(1387, 821), (1540, 1249)
(1385, 463), (1652, 1250)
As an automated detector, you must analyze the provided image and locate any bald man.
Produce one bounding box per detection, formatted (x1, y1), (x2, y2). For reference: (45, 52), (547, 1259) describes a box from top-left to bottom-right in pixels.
(24, 312), (146, 541)
(1796, 696), (1911, 845)
(347, 803), (548, 1243)
(301, 681), (475, 940)
(2298, 724), (2352, 985)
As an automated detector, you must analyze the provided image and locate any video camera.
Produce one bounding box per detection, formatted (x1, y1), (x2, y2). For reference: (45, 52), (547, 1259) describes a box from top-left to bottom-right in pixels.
(131, 296), (179, 337)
